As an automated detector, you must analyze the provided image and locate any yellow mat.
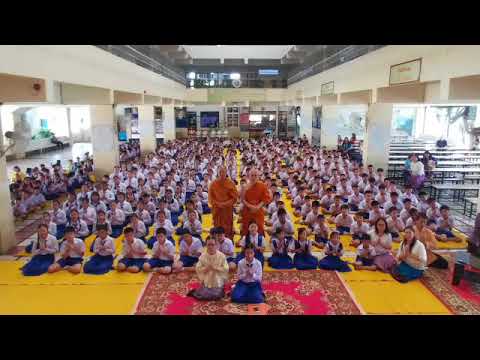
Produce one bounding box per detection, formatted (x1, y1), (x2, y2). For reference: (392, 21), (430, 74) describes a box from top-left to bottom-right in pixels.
(344, 280), (451, 315)
(0, 284), (143, 315)
(0, 261), (148, 286)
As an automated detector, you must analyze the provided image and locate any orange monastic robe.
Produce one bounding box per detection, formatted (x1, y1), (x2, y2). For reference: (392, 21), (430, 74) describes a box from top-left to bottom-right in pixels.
(241, 181), (272, 236)
(208, 178), (239, 239)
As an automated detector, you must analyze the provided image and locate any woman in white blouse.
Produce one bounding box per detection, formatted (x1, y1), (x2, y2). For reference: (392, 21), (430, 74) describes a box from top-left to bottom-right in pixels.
(409, 155), (425, 191)
(391, 226), (427, 283)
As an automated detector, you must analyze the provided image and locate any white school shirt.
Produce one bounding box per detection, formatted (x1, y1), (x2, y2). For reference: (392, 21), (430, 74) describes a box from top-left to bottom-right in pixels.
(155, 208), (172, 222)
(123, 177), (138, 190)
(152, 240), (176, 261)
(136, 209), (152, 225)
(180, 237), (203, 257)
(183, 219), (203, 235)
(272, 219), (295, 235)
(122, 238), (147, 259)
(335, 214), (354, 227)
(68, 219), (90, 237)
(93, 235), (115, 256)
(237, 258), (263, 283)
(368, 209), (385, 223)
(348, 193), (364, 206)
(270, 237), (294, 254)
(375, 193), (390, 207)
(60, 238), (85, 258)
(357, 243), (376, 258)
(91, 201), (107, 214)
(426, 207), (441, 220)
(79, 206), (97, 225)
(436, 216), (455, 229)
(131, 221), (147, 238)
(239, 233), (264, 248)
(48, 221), (57, 236)
(152, 219), (173, 237)
(267, 202), (278, 215)
(386, 216), (405, 233)
(305, 210), (320, 226)
(270, 211), (292, 224)
(320, 194), (335, 208)
(350, 222), (370, 235)
(32, 234), (58, 255)
(385, 199), (404, 213)
(109, 208), (126, 225)
(401, 193), (419, 206)
(119, 201), (133, 216)
(218, 238), (235, 257)
(50, 209), (67, 225)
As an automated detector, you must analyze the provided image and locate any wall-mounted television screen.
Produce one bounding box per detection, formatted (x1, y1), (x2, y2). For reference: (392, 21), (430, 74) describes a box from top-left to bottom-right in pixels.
(200, 112), (219, 128)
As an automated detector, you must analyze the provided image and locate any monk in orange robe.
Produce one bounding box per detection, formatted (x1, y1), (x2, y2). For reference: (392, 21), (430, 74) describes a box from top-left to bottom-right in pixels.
(208, 166), (239, 239)
(240, 169), (273, 236)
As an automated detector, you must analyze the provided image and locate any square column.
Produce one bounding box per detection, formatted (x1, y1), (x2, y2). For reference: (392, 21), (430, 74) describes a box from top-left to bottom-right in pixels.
(364, 103), (393, 169)
(300, 99), (313, 143)
(163, 104), (175, 141)
(0, 109), (16, 254)
(137, 105), (157, 153)
(90, 105), (119, 178)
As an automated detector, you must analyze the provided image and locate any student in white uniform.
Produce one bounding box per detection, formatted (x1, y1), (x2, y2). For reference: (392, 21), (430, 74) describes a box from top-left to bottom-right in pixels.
(143, 227), (176, 274)
(84, 224), (115, 275)
(22, 224), (58, 276)
(117, 227), (148, 273)
(173, 230), (204, 272)
(48, 226), (85, 274)
(214, 227), (236, 272)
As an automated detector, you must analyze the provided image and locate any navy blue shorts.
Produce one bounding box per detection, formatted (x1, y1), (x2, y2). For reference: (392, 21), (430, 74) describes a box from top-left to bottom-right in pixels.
(57, 257), (83, 268)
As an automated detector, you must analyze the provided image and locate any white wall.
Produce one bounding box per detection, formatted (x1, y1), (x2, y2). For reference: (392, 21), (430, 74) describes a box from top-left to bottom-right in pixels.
(289, 45), (480, 101)
(0, 45), (187, 101)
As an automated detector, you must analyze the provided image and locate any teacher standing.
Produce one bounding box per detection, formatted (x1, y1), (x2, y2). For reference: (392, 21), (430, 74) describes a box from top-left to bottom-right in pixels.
(240, 168), (272, 236)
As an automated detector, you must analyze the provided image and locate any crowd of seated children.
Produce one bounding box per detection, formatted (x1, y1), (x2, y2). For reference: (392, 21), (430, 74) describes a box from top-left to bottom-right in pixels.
(18, 136), (463, 300)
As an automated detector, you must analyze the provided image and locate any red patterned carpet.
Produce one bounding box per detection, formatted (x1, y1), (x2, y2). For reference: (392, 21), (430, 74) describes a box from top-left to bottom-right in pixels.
(134, 270), (364, 315)
(421, 265), (480, 315)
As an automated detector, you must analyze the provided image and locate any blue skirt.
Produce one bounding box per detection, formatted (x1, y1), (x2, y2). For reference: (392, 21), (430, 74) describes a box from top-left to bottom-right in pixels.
(118, 258), (147, 269)
(349, 204), (359, 212)
(179, 255), (199, 268)
(148, 258), (173, 268)
(314, 235), (329, 244)
(436, 228), (455, 238)
(84, 255), (114, 275)
(22, 254), (55, 276)
(231, 280), (265, 304)
(57, 257), (83, 268)
(202, 204), (211, 214)
(337, 226), (351, 234)
(294, 253), (318, 270)
(319, 255), (352, 272)
(171, 213), (180, 227)
(111, 225), (124, 238)
(268, 254), (294, 269)
(236, 251), (264, 267)
(394, 262), (423, 281)
(56, 224), (66, 239)
(355, 256), (374, 266)
(226, 257), (236, 264)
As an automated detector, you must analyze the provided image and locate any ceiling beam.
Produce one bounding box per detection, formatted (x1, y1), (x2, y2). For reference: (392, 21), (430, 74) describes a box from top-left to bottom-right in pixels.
(158, 45), (182, 54)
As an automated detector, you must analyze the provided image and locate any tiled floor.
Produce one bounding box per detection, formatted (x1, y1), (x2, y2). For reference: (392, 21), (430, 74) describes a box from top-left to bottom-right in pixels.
(6, 142), (92, 177)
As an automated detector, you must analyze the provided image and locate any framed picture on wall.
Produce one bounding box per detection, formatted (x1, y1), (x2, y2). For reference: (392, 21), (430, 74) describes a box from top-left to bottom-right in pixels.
(389, 58), (422, 85)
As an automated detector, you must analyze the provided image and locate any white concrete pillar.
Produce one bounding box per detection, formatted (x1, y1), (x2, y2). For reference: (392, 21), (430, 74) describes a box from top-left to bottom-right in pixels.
(0, 110), (16, 254)
(163, 104), (175, 141)
(300, 99), (313, 143)
(89, 105), (119, 178)
(137, 105), (156, 153)
(364, 103), (393, 169)
(66, 107), (73, 145)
